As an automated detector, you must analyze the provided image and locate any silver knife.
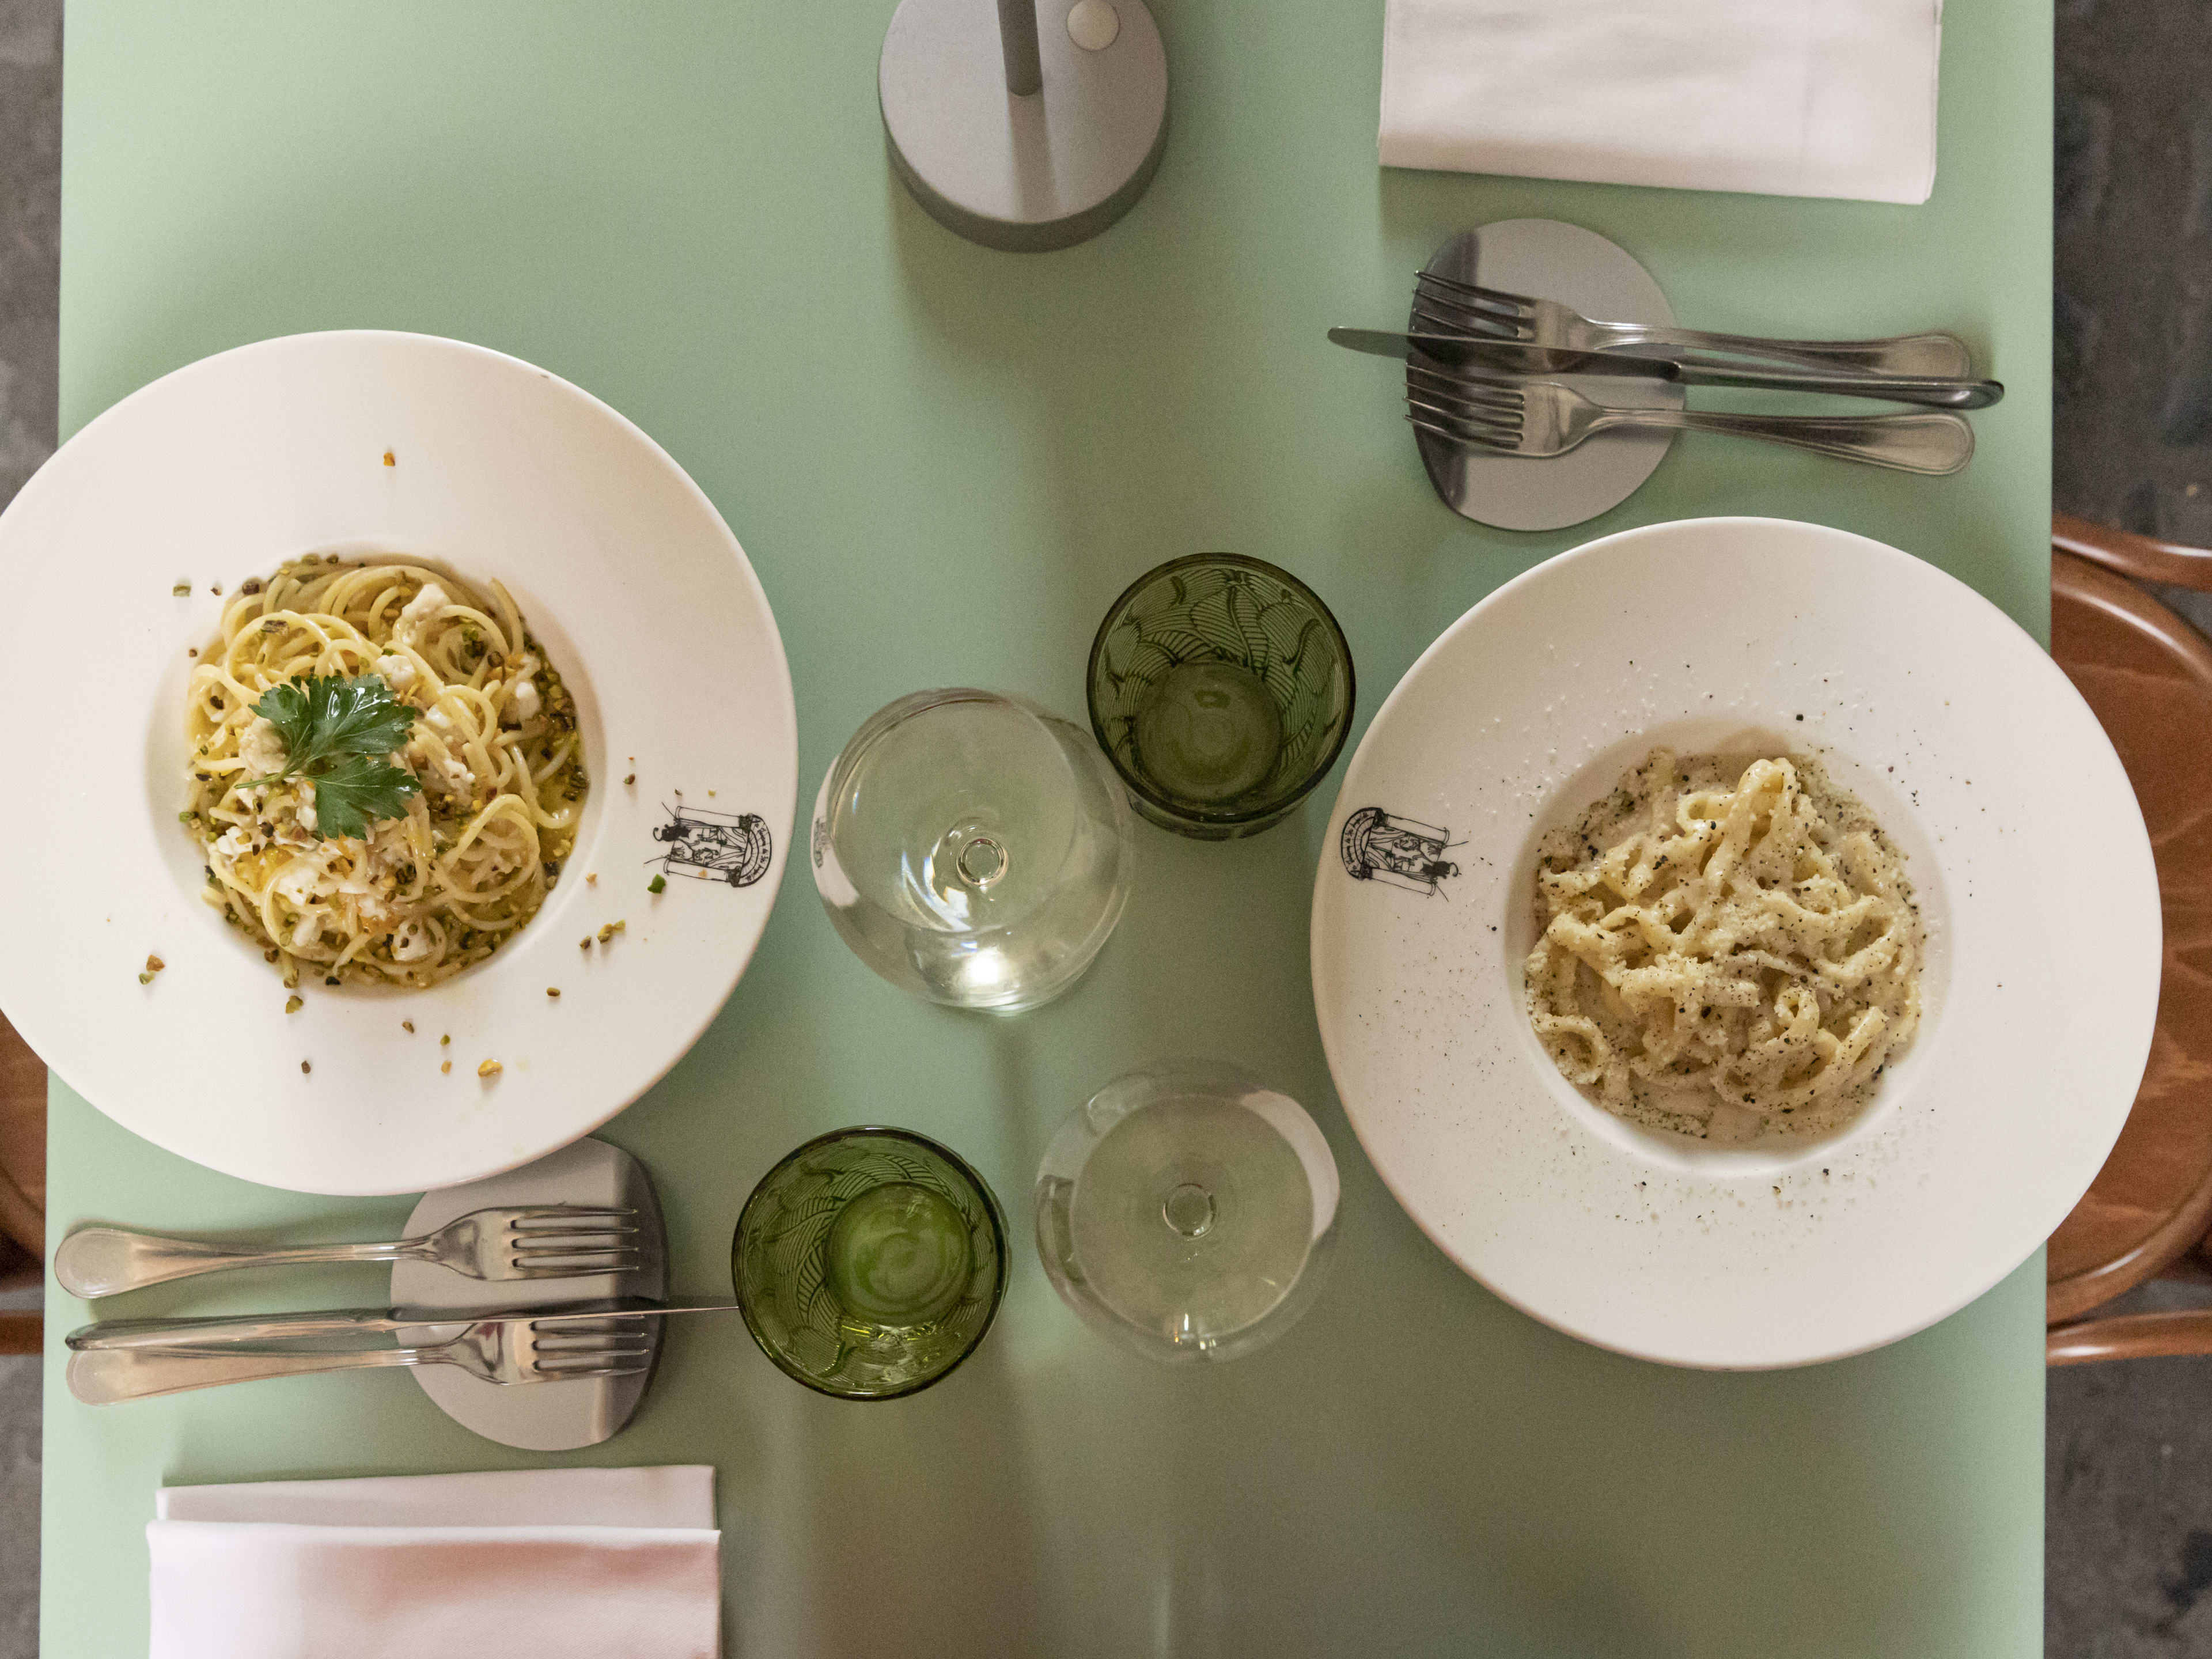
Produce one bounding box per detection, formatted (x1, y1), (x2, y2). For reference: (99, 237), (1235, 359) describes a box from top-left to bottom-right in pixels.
(1327, 327), (2005, 411)
(65, 1297), (735, 1353)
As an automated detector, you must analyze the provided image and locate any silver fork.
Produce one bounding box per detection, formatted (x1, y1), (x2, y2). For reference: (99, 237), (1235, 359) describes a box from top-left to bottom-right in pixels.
(55, 1206), (641, 1298)
(65, 1309), (656, 1403)
(1404, 365), (1974, 476)
(1411, 270), (1974, 379)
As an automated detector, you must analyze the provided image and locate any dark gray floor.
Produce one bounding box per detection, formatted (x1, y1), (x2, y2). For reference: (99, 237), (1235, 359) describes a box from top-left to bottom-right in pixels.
(0, 3), (2203, 1656)
(0, 0), (53, 1646)
(2052, 1), (2212, 1652)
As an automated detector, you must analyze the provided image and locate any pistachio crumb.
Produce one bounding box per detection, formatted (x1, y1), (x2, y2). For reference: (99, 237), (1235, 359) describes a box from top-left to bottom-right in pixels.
(597, 923), (616, 944)
(623, 773), (635, 786)
(382, 450), (395, 466)
(586, 872), (597, 886)
(648, 874), (666, 895)
(478, 1059), (502, 1078)
(301, 1060), (312, 1075)
(285, 995), (303, 1014)
(402, 1020), (415, 1033)
(546, 987), (560, 998)
(441, 1060), (452, 1074)
(137, 972), (155, 986)
(172, 581), (191, 596)
(440, 1033), (451, 1046)
(144, 955), (165, 974)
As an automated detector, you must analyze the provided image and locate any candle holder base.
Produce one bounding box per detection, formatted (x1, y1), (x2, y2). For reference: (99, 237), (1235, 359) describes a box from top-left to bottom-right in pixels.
(880, 0), (1168, 252)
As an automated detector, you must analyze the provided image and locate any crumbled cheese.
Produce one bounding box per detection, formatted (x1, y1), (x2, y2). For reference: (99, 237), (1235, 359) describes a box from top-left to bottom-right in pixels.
(295, 780), (317, 835)
(272, 847), (336, 908)
(393, 582), (449, 647)
(373, 653), (417, 690)
(507, 677), (540, 724)
(390, 921), (435, 963)
(238, 717), (288, 778)
(406, 733), (476, 800)
(290, 911), (322, 950)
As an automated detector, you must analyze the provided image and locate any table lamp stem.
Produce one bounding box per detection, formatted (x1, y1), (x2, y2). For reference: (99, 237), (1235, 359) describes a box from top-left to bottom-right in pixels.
(997, 0), (1043, 96)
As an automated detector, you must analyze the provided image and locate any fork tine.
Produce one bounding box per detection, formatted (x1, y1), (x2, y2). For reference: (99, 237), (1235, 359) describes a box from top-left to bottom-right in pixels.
(1407, 386), (1518, 423)
(512, 1258), (644, 1279)
(1414, 269), (1539, 316)
(527, 1312), (658, 1331)
(511, 1259), (643, 1276)
(1397, 404), (1521, 449)
(531, 1336), (656, 1356)
(509, 1229), (643, 1249)
(1404, 371), (1525, 417)
(1406, 411), (1518, 453)
(507, 1207), (637, 1228)
(1404, 359), (1525, 392)
(1410, 291), (1525, 341)
(522, 1362), (650, 1389)
(1404, 382), (1526, 426)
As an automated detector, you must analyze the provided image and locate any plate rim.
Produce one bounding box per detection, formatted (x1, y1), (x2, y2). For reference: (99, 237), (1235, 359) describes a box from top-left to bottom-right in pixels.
(0, 328), (798, 1194)
(1310, 513), (2160, 1368)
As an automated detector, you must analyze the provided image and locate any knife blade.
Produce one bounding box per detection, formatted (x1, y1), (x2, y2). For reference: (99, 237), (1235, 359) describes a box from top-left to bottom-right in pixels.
(65, 1297), (737, 1353)
(1327, 328), (2005, 411)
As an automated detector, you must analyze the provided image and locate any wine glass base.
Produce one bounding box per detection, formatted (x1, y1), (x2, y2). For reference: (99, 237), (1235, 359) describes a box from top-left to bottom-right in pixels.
(1035, 1060), (1341, 1363)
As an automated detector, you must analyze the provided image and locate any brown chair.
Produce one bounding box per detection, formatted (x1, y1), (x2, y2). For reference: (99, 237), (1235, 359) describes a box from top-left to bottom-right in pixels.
(2046, 514), (2212, 1362)
(0, 1010), (43, 1354)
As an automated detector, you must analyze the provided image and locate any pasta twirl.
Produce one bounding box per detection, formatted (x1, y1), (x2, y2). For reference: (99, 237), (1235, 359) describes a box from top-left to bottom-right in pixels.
(1524, 748), (1921, 1140)
(181, 556), (588, 990)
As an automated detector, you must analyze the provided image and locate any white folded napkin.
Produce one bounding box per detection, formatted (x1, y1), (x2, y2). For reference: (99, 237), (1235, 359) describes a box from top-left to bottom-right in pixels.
(149, 1467), (720, 1659)
(1378, 0), (1943, 205)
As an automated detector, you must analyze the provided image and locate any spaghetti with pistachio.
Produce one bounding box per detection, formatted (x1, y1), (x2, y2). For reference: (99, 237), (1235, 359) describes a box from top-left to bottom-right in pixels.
(181, 555), (588, 988)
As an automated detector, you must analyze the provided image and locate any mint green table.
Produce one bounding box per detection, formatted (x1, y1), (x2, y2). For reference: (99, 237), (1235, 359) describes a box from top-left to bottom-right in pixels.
(44, 3), (2052, 1653)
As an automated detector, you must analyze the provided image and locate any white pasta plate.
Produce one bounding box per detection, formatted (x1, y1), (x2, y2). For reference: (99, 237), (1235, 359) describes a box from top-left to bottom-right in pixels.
(0, 331), (796, 1194)
(1311, 516), (2160, 1368)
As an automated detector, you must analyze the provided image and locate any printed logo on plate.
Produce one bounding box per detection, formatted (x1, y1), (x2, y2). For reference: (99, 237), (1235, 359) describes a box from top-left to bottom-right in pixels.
(1340, 806), (1459, 897)
(652, 804), (773, 888)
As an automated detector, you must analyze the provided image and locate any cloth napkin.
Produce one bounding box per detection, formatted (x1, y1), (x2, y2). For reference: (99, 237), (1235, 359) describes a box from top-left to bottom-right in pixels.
(148, 1466), (721, 1659)
(1378, 0), (1944, 205)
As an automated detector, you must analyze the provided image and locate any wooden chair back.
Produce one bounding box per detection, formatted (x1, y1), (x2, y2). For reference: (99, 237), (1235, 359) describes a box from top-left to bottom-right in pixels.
(2047, 520), (2212, 1360)
(0, 1013), (41, 1354)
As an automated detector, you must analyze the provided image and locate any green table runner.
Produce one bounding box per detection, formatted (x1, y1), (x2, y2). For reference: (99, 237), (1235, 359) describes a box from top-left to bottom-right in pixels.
(45, 2), (2050, 1653)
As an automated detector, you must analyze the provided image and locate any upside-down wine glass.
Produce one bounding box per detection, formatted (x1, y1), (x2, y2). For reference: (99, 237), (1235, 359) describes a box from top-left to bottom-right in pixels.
(811, 688), (1136, 1013)
(1035, 1058), (1340, 1363)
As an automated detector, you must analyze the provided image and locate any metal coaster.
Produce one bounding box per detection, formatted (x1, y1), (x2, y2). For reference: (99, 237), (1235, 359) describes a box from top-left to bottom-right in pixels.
(393, 1139), (666, 1451)
(1413, 219), (1682, 532)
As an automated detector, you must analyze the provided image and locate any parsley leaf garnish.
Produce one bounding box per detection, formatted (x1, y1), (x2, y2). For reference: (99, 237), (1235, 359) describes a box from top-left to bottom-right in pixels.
(306, 753), (424, 840)
(249, 674), (421, 841)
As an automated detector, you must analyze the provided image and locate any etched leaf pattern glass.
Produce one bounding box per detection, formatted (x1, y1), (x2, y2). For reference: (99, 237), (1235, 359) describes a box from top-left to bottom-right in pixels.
(733, 1127), (1007, 1400)
(1087, 554), (1354, 838)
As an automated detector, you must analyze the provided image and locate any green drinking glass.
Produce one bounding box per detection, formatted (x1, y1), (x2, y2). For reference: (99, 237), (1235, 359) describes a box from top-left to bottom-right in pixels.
(732, 1126), (1007, 1400)
(1086, 553), (1355, 839)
